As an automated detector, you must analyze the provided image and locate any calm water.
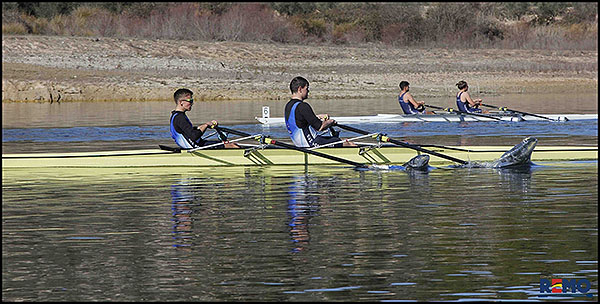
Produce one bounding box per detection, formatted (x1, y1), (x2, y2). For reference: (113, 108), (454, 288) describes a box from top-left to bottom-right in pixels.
(2, 164), (598, 301)
(1, 93), (598, 153)
(2, 95), (598, 301)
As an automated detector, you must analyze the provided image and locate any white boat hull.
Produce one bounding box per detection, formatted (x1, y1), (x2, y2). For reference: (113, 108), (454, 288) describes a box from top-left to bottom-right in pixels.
(255, 113), (598, 125)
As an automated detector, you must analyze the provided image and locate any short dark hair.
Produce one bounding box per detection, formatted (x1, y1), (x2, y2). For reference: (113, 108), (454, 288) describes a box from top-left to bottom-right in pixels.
(174, 88), (193, 103)
(290, 76), (309, 93)
(456, 81), (468, 90)
(399, 81), (409, 90)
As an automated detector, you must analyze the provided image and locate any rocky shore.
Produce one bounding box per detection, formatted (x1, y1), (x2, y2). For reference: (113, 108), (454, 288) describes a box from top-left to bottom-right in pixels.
(2, 35), (597, 103)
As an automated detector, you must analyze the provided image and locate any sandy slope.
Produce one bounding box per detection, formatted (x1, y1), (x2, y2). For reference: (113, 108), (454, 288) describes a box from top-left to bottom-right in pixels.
(2, 35), (597, 103)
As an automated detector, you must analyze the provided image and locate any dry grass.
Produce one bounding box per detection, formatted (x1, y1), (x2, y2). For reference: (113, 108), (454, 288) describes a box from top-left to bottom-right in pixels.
(2, 3), (597, 50)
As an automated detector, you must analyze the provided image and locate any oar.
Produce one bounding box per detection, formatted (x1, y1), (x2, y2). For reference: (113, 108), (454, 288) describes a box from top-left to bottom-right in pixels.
(480, 103), (558, 121)
(334, 124), (468, 165)
(424, 104), (502, 121)
(214, 126), (373, 169)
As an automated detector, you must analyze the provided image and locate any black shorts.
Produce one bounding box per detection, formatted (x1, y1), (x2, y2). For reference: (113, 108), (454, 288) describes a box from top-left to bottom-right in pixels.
(314, 135), (343, 148)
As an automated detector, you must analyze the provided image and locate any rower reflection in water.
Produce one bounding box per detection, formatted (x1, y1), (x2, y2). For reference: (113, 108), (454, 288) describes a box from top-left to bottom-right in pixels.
(170, 178), (198, 250)
(287, 173), (321, 253)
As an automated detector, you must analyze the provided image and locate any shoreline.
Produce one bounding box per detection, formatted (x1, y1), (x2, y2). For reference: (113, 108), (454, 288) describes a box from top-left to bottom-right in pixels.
(2, 35), (598, 103)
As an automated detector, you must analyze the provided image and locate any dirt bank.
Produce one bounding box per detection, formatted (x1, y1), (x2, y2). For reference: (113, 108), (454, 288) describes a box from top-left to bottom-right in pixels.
(2, 35), (597, 103)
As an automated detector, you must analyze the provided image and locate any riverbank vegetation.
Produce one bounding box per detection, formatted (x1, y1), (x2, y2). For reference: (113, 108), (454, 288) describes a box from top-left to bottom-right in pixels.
(2, 2), (597, 50)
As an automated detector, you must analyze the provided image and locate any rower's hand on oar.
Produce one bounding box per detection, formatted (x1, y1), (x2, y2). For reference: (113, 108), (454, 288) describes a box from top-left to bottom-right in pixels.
(474, 101), (490, 114)
(326, 118), (337, 128)
(207, 120), (218, 128)
(318, 114), (330, 121)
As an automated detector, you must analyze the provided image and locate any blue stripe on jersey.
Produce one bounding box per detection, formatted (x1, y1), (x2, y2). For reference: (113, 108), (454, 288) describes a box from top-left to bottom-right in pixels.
(170, 112), (197, 149)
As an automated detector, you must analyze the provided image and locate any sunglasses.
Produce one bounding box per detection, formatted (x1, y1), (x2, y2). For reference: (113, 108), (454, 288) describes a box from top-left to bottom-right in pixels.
(181, 98), (194, 104)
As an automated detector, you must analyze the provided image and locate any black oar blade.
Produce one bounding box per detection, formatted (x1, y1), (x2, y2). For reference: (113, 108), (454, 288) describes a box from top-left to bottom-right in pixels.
(450, 137), (538, 169)
(492, 137), (537, 168)
(403, 154), (431, 172)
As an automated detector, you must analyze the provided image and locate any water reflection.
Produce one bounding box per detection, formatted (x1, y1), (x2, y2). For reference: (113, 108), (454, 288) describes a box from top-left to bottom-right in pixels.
(493, 165), (534, 194)
(287, 172), (320, 253)
(170, 178), (199, 249)
(3, 163), (597, 302)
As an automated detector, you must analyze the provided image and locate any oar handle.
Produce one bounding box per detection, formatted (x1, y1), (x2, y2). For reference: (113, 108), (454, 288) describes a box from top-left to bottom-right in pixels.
(424, 104), (444, 110)
(215, 126), (369, 168)
(214, 126), (249, 137)
(335, 124), (468, 164)
(480, 103), (507, 111)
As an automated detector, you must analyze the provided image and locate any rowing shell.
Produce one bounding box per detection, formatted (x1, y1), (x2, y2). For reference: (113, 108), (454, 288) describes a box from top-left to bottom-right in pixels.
(3, 145), (597, 169)
(255, 113), (598, 125)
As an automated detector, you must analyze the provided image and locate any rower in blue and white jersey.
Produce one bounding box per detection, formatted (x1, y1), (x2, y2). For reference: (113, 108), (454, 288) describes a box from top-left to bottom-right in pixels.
(284, 76), (356, 148)
(455, 80), (488, 114)
(398, 81), (426, 114)
(170, 88), (239, 149)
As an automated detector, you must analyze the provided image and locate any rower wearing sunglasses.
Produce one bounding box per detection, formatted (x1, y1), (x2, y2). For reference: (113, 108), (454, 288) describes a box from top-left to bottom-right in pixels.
(169, 88), (239, 149)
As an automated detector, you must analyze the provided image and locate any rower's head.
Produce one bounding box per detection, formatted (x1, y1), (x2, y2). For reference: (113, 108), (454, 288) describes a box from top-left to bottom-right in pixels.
(174, 88), (194, 111)
(399, 81), (410, 92)
(456, 81), (468, 91)
(290, 76), (309, 100)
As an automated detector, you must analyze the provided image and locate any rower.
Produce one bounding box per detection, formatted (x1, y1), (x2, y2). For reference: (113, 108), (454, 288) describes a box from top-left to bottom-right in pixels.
(455, 80), (489, 114)
(284, 76), (356, 148)
(398, 81), (427, 114)
(169, 88), (239, 149)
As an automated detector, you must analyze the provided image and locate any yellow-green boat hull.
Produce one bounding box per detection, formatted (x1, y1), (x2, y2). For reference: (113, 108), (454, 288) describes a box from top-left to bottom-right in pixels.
(3, 146), (597, 169)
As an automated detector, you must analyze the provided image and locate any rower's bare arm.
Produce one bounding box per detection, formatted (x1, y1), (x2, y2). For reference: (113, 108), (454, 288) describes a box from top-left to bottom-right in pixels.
(464, 93), (479, 107)
(406, 94), (423, 108)
(319, 119), (336, 131)
(198, 120), (217, 132)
